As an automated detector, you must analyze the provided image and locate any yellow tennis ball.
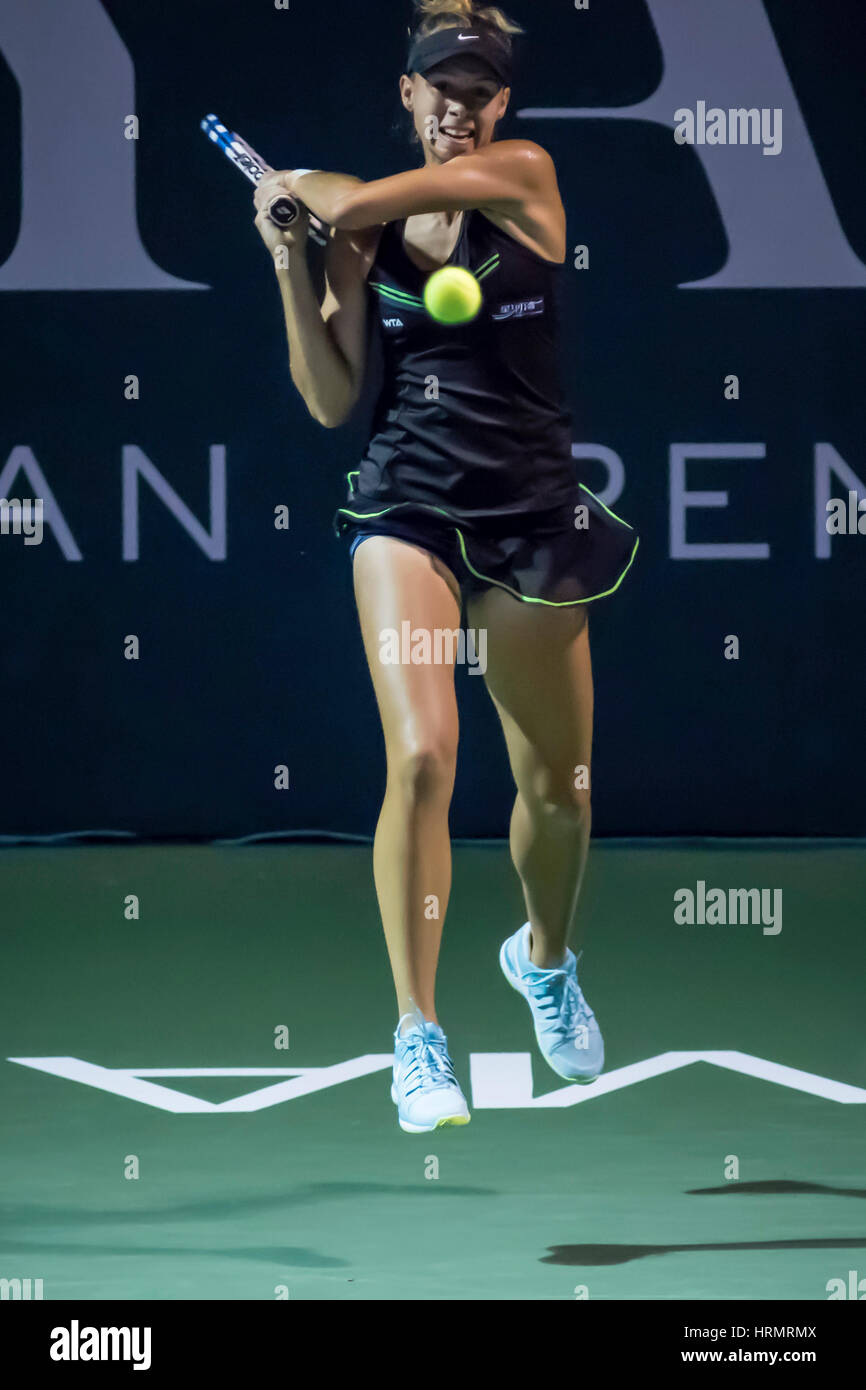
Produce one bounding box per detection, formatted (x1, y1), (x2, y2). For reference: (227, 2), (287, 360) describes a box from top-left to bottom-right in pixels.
(423, 266), (482, 325)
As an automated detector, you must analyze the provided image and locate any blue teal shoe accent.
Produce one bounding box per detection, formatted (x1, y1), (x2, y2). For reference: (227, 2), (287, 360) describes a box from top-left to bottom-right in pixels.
(390, 1005), (471, 1133)
(499, 922), (603, 1083)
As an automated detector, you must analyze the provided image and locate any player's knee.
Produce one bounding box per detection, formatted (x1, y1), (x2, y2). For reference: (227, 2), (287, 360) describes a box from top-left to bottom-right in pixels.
(527, 776), (591, 830)
(392, 740), (457, 804)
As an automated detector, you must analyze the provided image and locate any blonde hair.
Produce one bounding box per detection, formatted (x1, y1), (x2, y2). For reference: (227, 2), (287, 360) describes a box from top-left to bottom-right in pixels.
(411, 0), (524, 41)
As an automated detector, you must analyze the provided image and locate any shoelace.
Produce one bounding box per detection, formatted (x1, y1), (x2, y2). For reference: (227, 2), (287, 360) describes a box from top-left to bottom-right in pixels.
(398, 1030), (458, 1097)
(525, 964), (593, 1044)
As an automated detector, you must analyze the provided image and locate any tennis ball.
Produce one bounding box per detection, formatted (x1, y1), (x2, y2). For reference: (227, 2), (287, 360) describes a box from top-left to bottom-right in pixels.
(423, 266), (482, 325)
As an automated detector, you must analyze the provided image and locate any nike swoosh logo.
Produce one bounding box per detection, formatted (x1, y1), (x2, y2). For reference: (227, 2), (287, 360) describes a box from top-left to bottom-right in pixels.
(458, 35), (480, 41)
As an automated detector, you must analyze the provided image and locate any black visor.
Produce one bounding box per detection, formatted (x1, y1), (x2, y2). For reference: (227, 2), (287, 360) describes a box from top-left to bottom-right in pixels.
(406, 26), (513, 88)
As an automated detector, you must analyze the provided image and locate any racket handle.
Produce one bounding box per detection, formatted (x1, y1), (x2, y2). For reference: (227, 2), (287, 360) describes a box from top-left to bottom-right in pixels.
(267, 195), (298, 228)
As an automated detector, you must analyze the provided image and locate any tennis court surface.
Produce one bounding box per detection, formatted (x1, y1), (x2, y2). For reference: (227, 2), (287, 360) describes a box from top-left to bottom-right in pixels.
(2, 841), (863, 1301)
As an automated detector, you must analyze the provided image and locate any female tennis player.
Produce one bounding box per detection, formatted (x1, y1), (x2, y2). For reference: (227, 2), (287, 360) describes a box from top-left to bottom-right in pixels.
(254, 0), (638, 1133)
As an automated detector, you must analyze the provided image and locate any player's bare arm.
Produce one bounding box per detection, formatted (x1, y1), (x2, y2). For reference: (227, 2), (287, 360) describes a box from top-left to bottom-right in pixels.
(254, 140), (566, 263)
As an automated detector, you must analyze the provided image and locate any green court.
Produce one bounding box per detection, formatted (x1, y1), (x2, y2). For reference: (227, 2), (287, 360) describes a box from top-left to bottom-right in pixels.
(2, 842), (863, 1301)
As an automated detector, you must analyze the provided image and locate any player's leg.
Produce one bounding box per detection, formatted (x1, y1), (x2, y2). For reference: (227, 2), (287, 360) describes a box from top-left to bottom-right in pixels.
(466, 586), (594, 967)
(352, 534), (462, 1023)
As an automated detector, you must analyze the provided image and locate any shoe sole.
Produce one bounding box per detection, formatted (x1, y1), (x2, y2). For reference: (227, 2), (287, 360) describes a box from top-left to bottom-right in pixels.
(390, 1083), (471, 1133)
(499, 937), (601, 1086)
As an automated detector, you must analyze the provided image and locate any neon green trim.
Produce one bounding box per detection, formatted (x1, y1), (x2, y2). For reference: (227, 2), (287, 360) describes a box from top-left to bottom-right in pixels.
(336, 501), (453, 523)
(378, 292), (425, 308)
(578, 482), (636, 531)
(474, 254), (500, 282)
(336, 484), (640, 607)
(453, 527), (640, 606)
(339, 505), (398, 521)
(340, 470), (455, 520)
(376, 291), (423, 307)
(369, 281), (425, 308)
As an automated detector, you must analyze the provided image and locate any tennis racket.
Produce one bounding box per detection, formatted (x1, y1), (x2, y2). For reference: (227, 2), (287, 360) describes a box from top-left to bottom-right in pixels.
(201, 114), (328, 246)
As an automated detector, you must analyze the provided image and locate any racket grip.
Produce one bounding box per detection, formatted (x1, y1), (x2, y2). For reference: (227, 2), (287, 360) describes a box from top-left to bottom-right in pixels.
(267, 195), (298, 228)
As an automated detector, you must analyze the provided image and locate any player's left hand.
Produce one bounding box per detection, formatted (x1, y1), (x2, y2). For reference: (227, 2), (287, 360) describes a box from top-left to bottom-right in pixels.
(253, 170), (296, 213)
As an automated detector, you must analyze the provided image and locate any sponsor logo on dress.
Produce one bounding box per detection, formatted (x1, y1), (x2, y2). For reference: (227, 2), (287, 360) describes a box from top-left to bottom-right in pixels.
(382, 317), (404, 329)
(491, 297), (544, 320)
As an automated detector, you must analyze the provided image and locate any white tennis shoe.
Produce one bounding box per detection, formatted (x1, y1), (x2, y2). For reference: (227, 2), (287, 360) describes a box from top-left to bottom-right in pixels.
(390, 1006), (471, 1133)
(499, 922), (604, 1083)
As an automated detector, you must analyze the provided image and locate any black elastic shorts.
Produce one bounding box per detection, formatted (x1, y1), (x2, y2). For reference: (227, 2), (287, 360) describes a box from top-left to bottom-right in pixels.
(347, 514), (489, 597)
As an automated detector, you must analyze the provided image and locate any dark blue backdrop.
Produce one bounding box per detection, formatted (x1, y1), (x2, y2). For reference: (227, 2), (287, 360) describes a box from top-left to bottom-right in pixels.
(1, 0), (864, 839)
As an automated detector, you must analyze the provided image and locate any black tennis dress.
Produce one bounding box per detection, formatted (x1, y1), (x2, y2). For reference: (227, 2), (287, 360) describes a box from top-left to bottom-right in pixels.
(332, 207), (639, 605)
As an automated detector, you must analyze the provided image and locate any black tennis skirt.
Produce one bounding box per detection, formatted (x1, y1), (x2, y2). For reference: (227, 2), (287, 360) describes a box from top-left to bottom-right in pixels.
(333, 475), (639, 608)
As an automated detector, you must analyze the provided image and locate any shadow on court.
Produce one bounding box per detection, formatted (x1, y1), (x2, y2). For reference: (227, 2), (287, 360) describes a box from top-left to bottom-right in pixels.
(685, 1180), (866, 1199)
(544, 1236), (866, 1266)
